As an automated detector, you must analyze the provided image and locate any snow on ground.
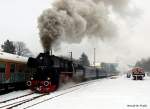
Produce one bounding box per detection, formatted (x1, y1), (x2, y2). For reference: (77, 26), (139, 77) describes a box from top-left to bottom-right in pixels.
(0, 82), (76, 102)
(1, 75), (150, 109)
(0, 90), (32, 102)
(28, 76), (150, 109)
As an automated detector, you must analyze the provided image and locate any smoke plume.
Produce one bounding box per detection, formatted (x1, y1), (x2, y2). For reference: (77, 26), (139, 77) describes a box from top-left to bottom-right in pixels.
(38, 0), (131, 51)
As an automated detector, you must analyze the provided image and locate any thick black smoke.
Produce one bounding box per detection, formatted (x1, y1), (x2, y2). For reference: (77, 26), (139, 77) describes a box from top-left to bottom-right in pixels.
(38, 0), (131, 51)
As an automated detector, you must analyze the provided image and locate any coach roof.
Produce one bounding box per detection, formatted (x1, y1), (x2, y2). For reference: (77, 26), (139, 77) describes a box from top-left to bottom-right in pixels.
(0, 51), (28, 63)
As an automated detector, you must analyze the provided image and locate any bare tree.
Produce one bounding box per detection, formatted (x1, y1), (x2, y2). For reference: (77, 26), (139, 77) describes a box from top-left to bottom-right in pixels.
(14, 41), (32, 57)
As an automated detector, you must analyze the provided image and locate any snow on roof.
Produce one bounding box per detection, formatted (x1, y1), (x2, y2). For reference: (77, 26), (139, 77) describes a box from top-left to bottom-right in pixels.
(0, 52), (28, 63)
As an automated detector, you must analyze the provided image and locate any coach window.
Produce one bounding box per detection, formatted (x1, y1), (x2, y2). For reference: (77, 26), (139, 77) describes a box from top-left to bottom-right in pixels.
(10, 64), (15, 73)
(60, 62), (64, 68)
(0, 63), (6, 73)
(65, 62), (68, 68)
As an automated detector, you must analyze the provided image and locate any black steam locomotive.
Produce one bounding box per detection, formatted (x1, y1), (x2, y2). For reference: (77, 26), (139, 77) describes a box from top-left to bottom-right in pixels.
(26, 52), (74, 93)
(26, 52), (118, 93)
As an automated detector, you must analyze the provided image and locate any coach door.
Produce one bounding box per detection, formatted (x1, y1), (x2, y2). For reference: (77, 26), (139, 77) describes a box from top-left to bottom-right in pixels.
(10, 64), (15, 83)
(5, 63), (11, 82)
(15, 64), (25, 82)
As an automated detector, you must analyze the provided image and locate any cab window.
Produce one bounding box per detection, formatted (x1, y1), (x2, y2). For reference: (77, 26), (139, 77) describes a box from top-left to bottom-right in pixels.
(0, 63), (6, 73)
(10, 64), (15, 73)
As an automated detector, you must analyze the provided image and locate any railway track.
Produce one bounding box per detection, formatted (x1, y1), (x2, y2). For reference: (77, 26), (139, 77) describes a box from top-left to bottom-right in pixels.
(0, 79), (98, 109)
(0, 94), (46, 109)
(23, 80), (97, 109)
(0, 92), (35, 104)
(24, 87), (83, 109)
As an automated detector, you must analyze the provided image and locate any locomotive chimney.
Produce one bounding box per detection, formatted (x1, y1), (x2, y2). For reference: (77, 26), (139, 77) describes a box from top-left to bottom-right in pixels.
(44, 49), (52, 55)
(50, 49), (53, 55)
(44, 48), (50, 55)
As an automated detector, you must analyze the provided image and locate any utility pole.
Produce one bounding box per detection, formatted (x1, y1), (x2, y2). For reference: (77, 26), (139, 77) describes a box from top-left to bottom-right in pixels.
(50, 49), (52, 55)
(94, 48), (96, 68)
(69, 51), (72, 61)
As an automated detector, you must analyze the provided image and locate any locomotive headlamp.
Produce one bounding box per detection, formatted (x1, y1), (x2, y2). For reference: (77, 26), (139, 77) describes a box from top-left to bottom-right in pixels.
(26, 81), (32, 86)
(44, 81), (49, 86)
(30, 77), (33, 80)
(47, 77), (51, 80)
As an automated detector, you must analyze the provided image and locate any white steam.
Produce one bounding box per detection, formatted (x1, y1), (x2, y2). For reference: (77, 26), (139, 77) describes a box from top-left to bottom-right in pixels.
(38, 0), (131, 51)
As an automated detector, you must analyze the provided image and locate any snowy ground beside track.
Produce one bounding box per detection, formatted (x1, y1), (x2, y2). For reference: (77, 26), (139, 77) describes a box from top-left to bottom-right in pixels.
(0, 82), (75, 102)
(0, 90), (32, 102)
(1, 75), (150, 109)
(30, 75), (150, 109)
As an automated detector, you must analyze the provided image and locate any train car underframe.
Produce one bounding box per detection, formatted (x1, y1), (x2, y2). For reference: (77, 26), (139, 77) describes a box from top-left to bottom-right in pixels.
(133, 75), (144, 80)
(0, 82), (26, 94)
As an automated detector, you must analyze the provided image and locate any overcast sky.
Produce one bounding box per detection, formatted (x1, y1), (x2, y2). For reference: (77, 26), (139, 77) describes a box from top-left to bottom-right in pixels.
(0, 0), (150, 69)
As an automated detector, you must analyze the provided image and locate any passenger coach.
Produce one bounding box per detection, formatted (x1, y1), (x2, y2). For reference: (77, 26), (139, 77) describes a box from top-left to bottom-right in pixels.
(0, 52), (29, 93)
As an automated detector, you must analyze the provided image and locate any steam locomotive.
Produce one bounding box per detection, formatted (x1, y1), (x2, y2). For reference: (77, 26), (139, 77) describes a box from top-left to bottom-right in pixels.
(26, 52), (118, 93)
(26, 52), (75, 93)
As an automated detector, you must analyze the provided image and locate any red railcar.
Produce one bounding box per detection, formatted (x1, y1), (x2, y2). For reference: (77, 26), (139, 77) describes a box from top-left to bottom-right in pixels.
(131, 67), (145, 80)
